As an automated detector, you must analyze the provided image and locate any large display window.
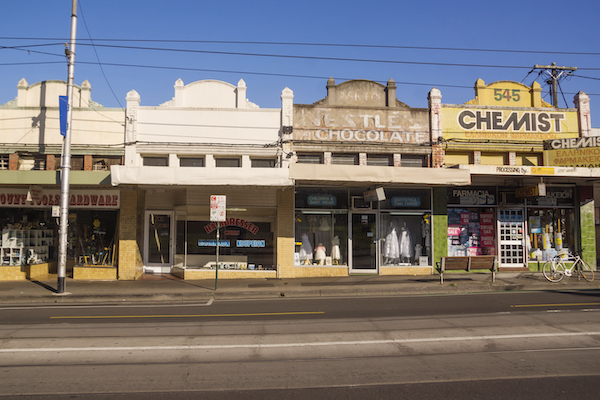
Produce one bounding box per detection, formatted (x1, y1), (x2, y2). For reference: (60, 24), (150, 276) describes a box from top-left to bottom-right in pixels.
(527, 208), (575, 261)
(294, 211), (348, 266)
(176, 217), (275, 270)
(380, 213), (431, 266)
(447, 208), (496, 257)
(0, 208), (118, 267)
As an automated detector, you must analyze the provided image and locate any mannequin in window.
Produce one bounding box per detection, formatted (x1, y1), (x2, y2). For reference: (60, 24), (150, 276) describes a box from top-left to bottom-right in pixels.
(315, 243), (326, 265)
(299, 233), (313, 265)
(399, 223), (413, 264)
(315, 216), (331, 257)
(332, 235), (341, 264)
(383, 223), (400, 265)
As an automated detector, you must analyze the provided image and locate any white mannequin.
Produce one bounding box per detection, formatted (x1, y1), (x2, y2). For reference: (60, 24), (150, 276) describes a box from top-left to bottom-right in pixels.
(332, 235), (341, 264)
(315, 243), (326, 265)
(383, 224), (400, 265)
(299, 233), (313, 265)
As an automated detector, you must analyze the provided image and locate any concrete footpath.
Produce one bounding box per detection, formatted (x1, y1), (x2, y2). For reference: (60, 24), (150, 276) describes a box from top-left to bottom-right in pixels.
(1, 271), (599, 305)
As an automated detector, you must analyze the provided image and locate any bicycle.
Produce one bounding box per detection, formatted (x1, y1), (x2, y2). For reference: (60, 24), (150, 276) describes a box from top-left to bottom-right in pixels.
(542, 250), (595, 283)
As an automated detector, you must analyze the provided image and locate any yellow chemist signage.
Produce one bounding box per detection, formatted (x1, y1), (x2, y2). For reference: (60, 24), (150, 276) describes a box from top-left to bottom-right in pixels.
(441, 80), (579, 142)
(544, 136), (600, 167)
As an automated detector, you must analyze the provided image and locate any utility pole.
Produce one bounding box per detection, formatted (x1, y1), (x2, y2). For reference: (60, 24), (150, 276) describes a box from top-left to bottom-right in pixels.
(533, 62), (577, 107)
(57, 0), (77, 294)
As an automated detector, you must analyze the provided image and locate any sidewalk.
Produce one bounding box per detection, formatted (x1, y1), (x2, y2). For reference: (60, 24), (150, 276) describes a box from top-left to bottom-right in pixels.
(1, 271), (599, 305)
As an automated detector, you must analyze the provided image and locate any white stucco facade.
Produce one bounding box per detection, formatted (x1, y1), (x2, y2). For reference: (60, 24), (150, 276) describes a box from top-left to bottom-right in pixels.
(112, 79), (292, 187)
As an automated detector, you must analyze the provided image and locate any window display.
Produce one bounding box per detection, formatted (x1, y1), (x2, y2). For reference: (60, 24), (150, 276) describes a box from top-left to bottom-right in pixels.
(294, 212), (348, 266)
(176, 219), (275, 270)
(380, 213), (431, 266)
(527, 208), (574, 261)
(447, 208), (496, 257)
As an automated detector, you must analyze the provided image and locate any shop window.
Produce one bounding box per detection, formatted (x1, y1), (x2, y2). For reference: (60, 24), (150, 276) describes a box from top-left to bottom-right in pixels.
(401, 155), (426, 168)
(180, 157), (205, 167)
(332, 154), (358, 165)
(18, 155), (46, 171)
(92, 156), (122, 171)
(143, 156), (169, 167)
(380, 213), (431, 266)
(296, 154), (322, 164)
(251, 158), (276, 168)
(0, 209), (57, 266)
(447, 208), (496, 257)
(527, 208), (574, 261)
(176, 219), (275, 270)
(216, 158), (241, 168)
(0, 155), (8, 170)
(294, 211), (348, 266)
(70, 155), (84, 171)
(367, 155), (392, 166)
(71, 210), (117, 265)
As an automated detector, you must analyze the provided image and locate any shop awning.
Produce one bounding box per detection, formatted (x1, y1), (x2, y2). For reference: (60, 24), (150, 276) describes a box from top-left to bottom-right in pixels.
(289, 164), (471, 186)
(110, 166), (293, 187)
(458, 164), (600, 186)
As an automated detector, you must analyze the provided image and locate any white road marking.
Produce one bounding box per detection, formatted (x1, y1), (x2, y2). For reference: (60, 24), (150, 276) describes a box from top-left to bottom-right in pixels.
(2, 331), (599, 353)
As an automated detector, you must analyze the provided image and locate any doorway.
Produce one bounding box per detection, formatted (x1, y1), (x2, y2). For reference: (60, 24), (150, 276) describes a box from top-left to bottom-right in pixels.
(350, 213), (378, 273)
(498, 208), (526, 269)
(144, 211), (174, 273)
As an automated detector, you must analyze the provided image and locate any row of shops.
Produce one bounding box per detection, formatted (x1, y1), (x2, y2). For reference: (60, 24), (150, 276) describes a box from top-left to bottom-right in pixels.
(0, 180), (592, 280)
(0, 77), (597, 281)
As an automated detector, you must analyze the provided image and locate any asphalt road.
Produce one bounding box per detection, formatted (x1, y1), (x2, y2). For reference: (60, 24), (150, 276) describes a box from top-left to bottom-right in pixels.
(1, 290), (599, 398)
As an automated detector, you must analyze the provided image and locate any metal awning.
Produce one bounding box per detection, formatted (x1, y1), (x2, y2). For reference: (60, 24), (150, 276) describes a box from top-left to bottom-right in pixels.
(289, 163), (471, 186)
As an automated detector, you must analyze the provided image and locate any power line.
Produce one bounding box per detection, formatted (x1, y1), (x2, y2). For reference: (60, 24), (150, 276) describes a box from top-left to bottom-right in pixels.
(77, 1), (123, 108)
(2, 36), (600, 57)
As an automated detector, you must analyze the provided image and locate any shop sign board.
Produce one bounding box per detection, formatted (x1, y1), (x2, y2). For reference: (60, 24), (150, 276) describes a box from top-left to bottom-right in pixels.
(544, 136), (600, 167)
(363, 187), (385, 202)
(448, 187), (496, 206)
(391, 196), (421, 207)
(210, 195), (226, 222)
(0, 189), (119, 209)
(204, 218), (259, 235)
(293, 106), (429, 144)
(515, 183), (546, 198)
(441, 107), (578, 141)
(307, 194), (337, 206)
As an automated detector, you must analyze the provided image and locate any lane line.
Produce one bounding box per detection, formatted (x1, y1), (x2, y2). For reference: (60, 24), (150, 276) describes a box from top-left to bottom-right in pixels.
(49, 311), (325, 320)
(2, 331), (599, 353)
(0, 298), (215, 311)
(511, 302), (600, 308)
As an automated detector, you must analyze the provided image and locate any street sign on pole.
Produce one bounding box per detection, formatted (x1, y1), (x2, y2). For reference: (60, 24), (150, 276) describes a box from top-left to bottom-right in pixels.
(210, 195), (226, 289)
(210, 195), (226, 222)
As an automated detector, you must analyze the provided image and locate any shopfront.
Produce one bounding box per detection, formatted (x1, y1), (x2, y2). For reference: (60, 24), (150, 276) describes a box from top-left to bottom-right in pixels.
(0, 188), (120, 279)
(447, 184), (579, 270)
(294, 187), (433, 274)
(141, 187), (280, 279)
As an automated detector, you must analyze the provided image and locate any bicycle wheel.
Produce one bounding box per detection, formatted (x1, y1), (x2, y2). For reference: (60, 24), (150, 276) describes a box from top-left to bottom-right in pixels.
(578, 260), (595, 282)
(543, 260), (565, 282)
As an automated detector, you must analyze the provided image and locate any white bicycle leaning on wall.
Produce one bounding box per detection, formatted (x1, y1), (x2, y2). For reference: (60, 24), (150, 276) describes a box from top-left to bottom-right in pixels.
(542, 249), (595, 283)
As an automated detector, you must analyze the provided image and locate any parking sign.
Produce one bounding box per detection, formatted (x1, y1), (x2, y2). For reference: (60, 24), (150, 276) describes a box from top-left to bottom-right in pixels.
(210, 195), (226, 222)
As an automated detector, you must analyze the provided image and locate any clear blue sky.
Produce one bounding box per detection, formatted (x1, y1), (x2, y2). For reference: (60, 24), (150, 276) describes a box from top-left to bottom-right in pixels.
(1, 0), (599, 126)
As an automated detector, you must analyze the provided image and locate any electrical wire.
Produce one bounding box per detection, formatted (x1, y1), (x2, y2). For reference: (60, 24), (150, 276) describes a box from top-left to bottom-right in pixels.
(3, 37), (600, 57)
(77, 1), (123, 109)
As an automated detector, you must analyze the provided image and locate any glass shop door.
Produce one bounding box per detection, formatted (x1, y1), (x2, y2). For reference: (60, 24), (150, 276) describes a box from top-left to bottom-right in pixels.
(144, 211), (174, 273)
(350, 213), (378, 273)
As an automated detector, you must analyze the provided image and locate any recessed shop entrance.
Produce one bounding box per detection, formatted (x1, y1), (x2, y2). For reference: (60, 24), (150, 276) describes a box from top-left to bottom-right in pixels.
(349, 213), (378, 273)
(144, 211), (174, 273)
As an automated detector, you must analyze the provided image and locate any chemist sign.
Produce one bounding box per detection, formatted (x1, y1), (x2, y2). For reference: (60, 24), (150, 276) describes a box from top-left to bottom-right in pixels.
(210, 195), (226, 222)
